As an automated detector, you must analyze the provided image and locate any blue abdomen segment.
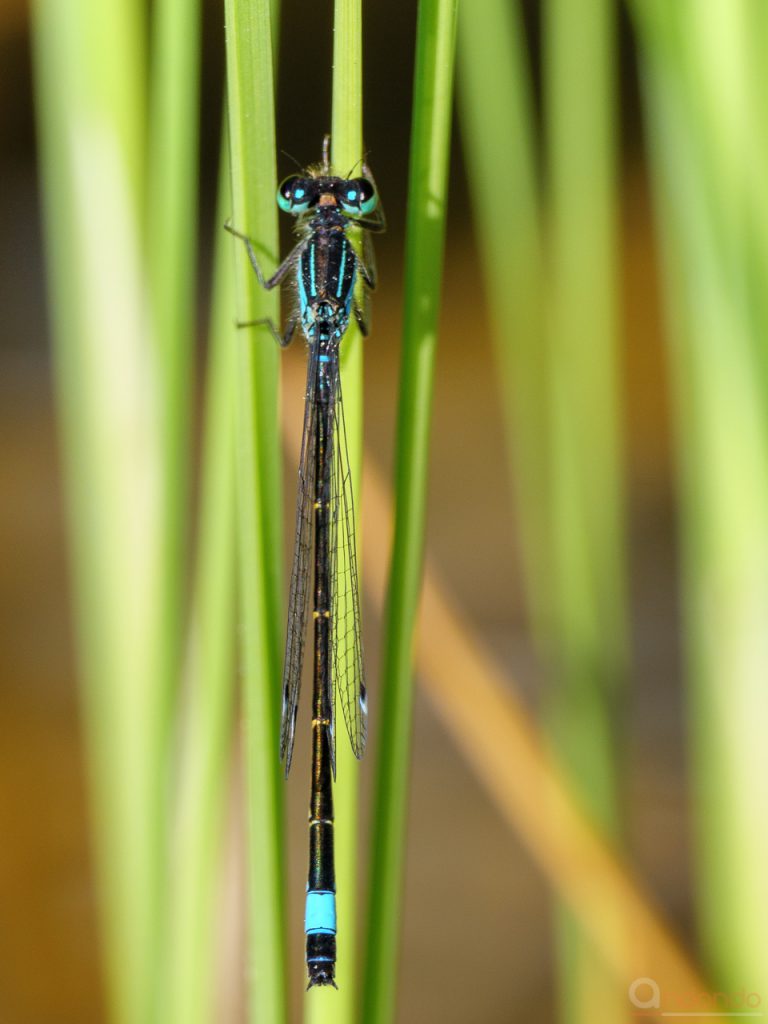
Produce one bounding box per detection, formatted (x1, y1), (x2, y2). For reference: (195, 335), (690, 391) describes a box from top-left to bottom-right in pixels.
(305, 889), (336, 935)
(305, 890), (337, 983)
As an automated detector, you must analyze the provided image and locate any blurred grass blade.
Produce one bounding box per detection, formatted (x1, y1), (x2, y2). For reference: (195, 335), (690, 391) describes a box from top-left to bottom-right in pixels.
(30, 0), (170, 1021)
(161, 129), (238, 1024)
(457, 0), (549, 639)
(544, 0), (628, 1019)
(145, 0), (203, 849)
(302, 0), (364, 1019)
(144, 0), (204, 1003)
(362, 1), (458, 1021)
(223, 0), (286, 1019)
(632, 0), (768, 999)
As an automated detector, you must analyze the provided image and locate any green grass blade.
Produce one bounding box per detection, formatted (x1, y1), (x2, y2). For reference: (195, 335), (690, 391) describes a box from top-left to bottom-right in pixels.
(161, 130), (238, 1024)
(632, 0), (768, 998)
(144, 0), (203, 860)
(30, 0), (171, 1021)
(142, 0), (203, 1006)
(457, 0), (548, 641)
(544, 0), (627, 1019)
(223, 0), (287, 1019)
(362, 1), (458, 1021)
(303, 1), (364, 1020)
(543, 0), (626, 811)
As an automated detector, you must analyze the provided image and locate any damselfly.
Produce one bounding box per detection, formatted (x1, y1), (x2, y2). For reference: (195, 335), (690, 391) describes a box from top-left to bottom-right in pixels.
(227, 136), (384, 988)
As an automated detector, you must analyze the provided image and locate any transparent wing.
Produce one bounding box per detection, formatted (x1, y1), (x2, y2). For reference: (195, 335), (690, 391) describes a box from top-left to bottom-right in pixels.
(316, 376), (336, 779)
(327, 359), (367, 760)
(280, 349), (318, 776)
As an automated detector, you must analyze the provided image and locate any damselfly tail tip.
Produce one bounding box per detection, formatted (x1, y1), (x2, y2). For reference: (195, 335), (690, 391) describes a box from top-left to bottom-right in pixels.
(307, 965), (337, 989)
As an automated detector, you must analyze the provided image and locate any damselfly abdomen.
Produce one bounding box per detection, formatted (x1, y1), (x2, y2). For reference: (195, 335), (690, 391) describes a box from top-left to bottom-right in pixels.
(227, 136), (384, 988)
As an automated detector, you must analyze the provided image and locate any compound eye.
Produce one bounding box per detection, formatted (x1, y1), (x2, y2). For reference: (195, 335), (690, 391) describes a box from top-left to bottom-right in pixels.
(339, 177), (377, 215)
(277, 176), (311, 213)
(354, 178), (377, 215)
(338, 183), (361, 213)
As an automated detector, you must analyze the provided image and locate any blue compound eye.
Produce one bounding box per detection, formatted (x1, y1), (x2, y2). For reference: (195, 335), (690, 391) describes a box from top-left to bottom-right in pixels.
(338, 183), (360, 214)
(348, 177), (377, 216)
(277, 175), (311, 214)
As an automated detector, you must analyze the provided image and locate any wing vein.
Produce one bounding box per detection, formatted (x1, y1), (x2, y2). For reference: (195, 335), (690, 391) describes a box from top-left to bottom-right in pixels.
(280, 348), (319, 775)
(328, 358), (367, 760)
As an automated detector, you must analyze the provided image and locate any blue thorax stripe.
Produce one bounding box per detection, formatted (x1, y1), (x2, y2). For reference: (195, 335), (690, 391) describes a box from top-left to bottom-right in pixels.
(336, 239), (347, 299)
(297, 259), (307, 311)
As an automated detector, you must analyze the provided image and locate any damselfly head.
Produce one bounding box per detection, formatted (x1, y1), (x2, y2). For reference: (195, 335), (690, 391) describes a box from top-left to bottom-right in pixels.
(276, 173), (378, 217)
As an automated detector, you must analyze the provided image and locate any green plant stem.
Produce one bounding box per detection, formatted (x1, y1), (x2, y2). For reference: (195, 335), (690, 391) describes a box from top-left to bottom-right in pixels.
(544, 0), (627, 1020)
(457, 0), (548, 645)
(362, 1), (458, 1021)
(145, 0), (202, 713)
(303, 1), (364, 1020)
(633, 0), (768, 998)
(145, 0), (203, 939)
(161, 131), (238, 1024)
(30, 0), (169, 1021)
(223, 0), (286, 1019)
(144, 0), (203, 1007)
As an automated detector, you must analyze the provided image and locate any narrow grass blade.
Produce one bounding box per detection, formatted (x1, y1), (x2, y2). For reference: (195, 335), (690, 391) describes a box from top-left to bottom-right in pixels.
(303, 0), (364, 1019)
(142, 0), (204, 1003)
(30, 0), (171, 1021)
(632, 0), (768, 999)
(544, 0), (628, 1019)
(223, 0), (287, 1019)
(144, 0), (203, 861)
(362, 1), (458, 1021)
(543, 0), (626, 826)
(161, 130), (238, 1024)
(457, 0), (549, 645)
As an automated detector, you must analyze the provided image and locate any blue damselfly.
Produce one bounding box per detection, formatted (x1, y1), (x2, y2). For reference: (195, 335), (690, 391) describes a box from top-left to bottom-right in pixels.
(227, 136), (384, 988)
